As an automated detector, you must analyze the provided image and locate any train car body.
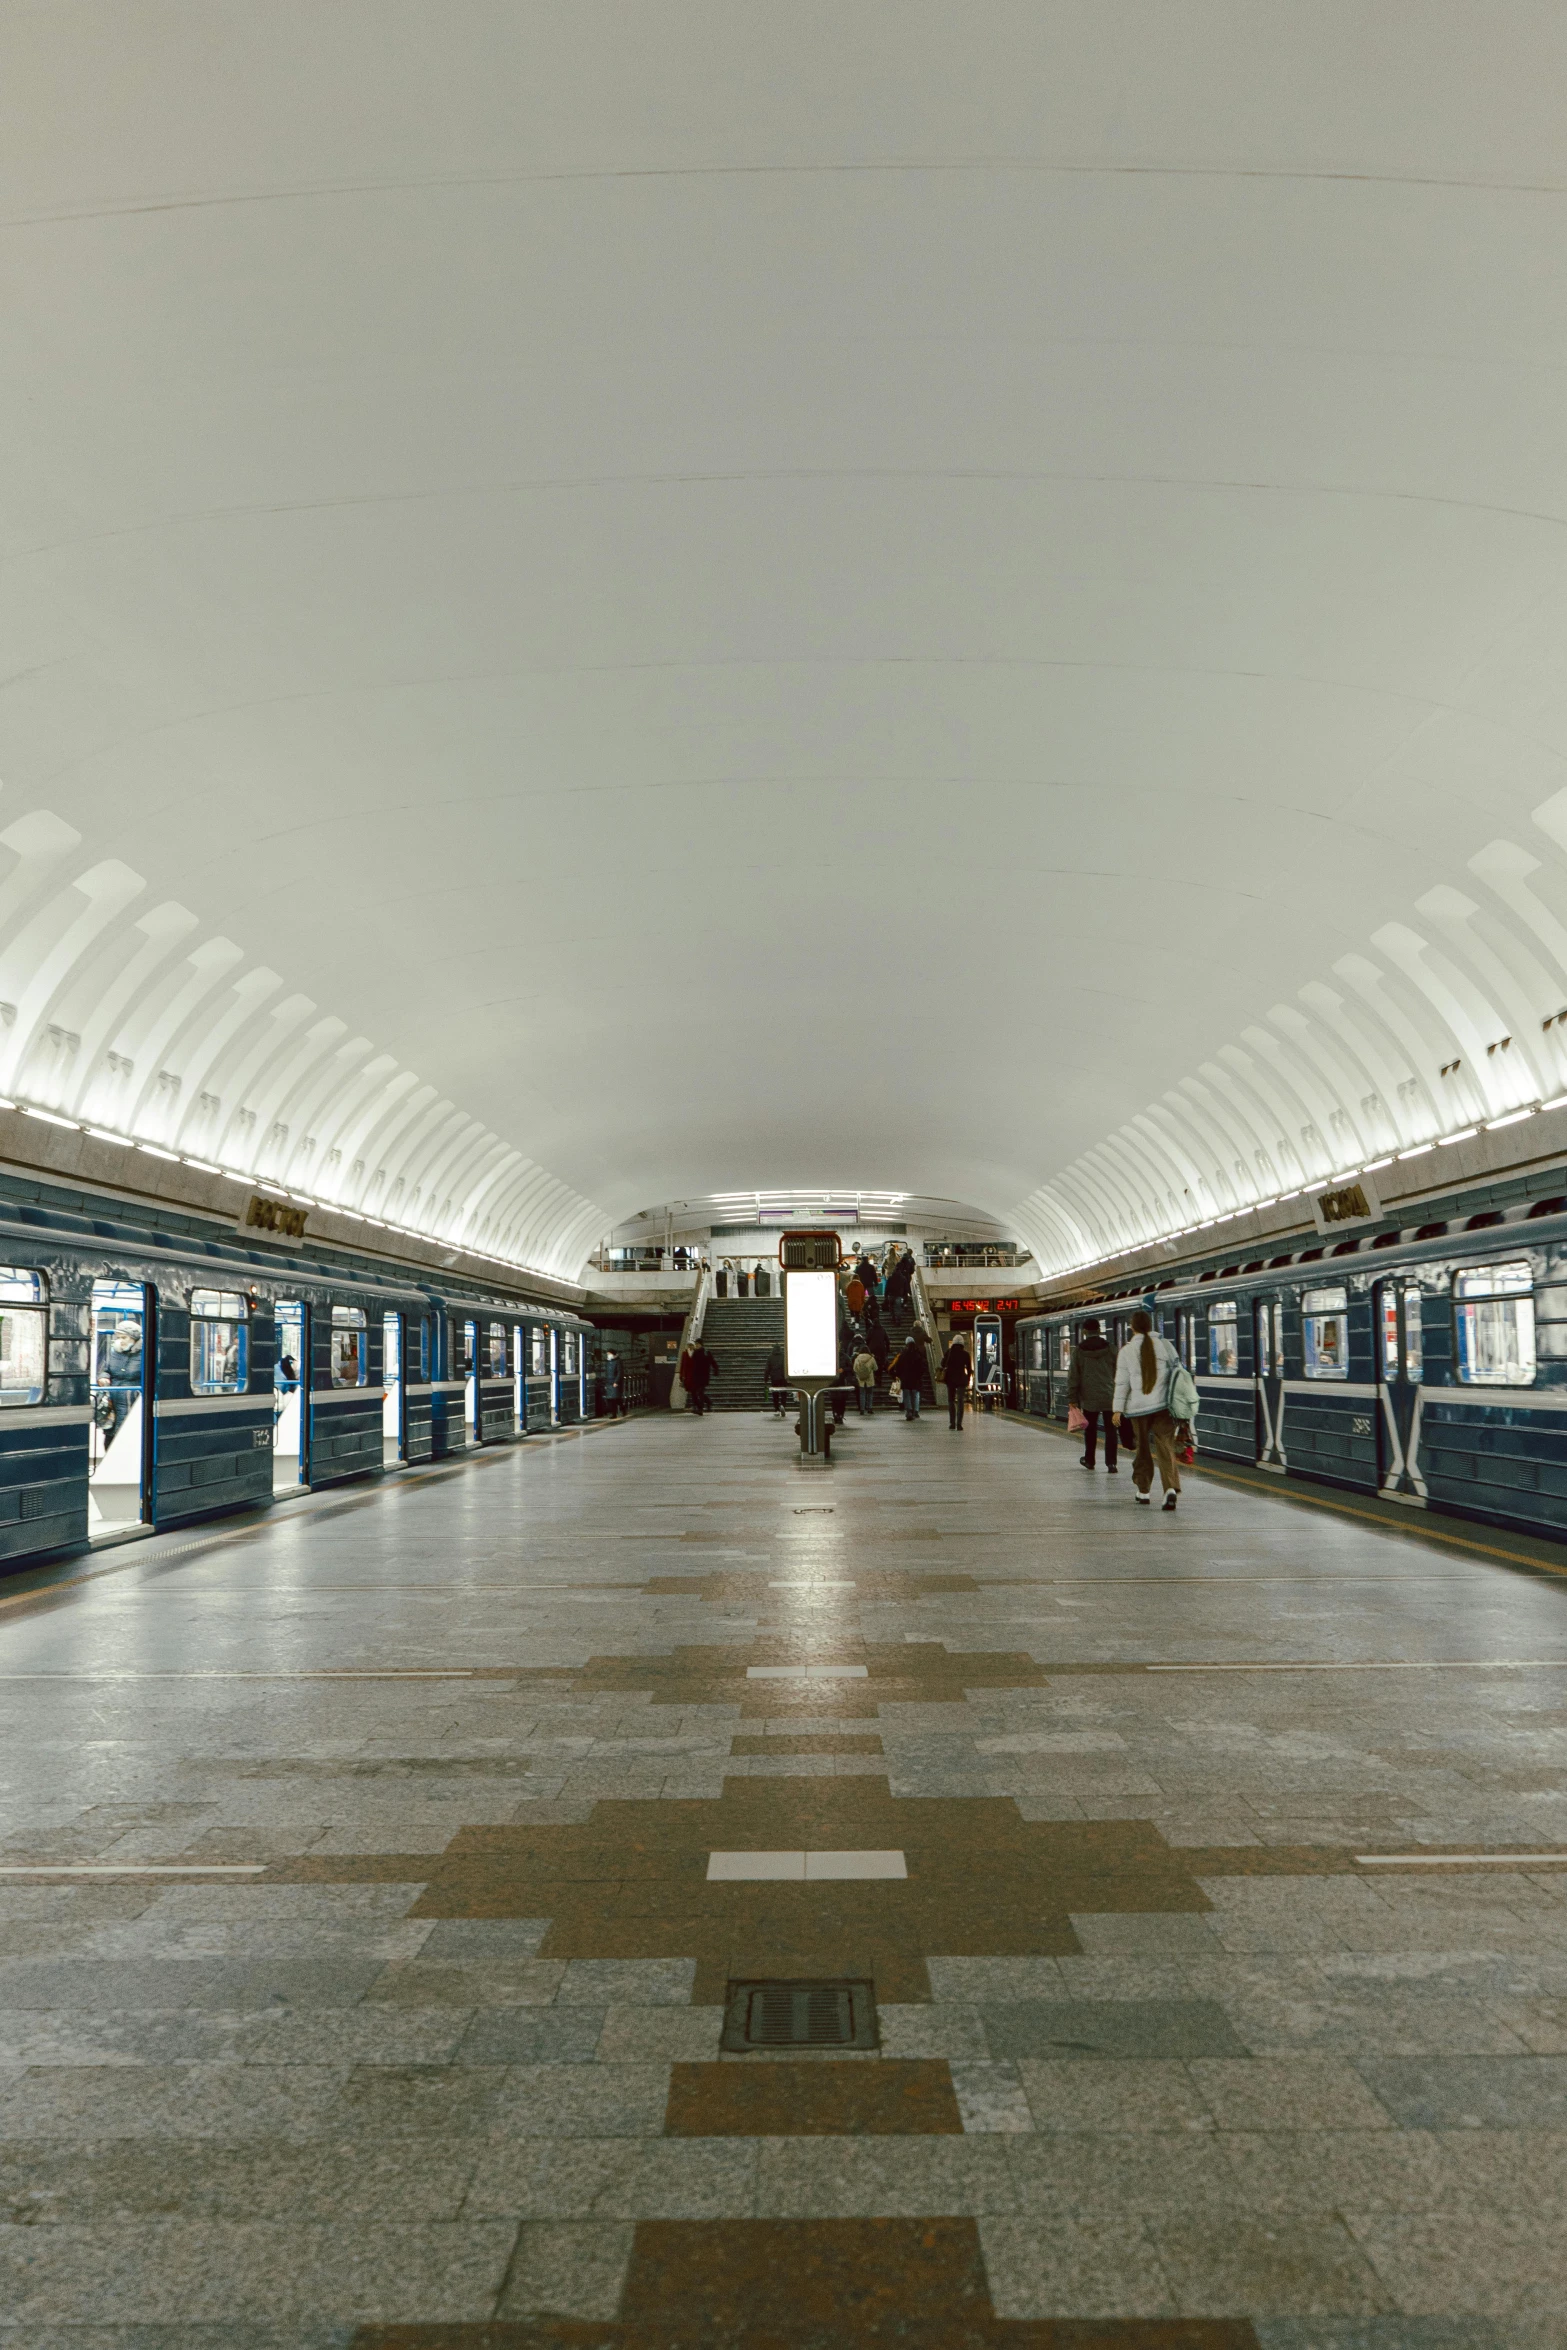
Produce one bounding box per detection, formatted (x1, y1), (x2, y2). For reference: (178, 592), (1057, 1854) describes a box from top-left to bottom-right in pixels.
(0, 1171), (593, 1575)
(1016, 1197), (1567, 1542)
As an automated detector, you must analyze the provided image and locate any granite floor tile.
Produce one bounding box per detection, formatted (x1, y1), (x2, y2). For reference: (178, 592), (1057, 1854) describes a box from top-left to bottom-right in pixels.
(364, 1960), (565, 2009)
(0, 2218), (520, 2323)
(1189, 2059), (1396, 2134)
(493, 2219), (635, 2318)
(1355, 2055), (1567, 2131)
(0, 2064), (350, 2142)
(464, 2135), (759, 2220)
(976, 2211), (1176, 2318)
(1005, 2130), (1244, 2221)
(981, 2001), (1249, 2063)
(594, 2004), (724, 2062)
(490, 2063), (671, 2137)
(0, 2139), (480, 2224)
(1219, 2130), (1458, 2215)
(754, 2133), (1017, 2216)
(949, 2061), (1035, 2133)
(1153, 2215), (1394, 2319)
(1017, 2058), (1215, 2134)
(1346, 2210), (1567, 2318)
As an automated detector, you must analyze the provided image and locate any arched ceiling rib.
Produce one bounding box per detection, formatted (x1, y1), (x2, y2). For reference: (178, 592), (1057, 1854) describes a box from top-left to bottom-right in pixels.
(1011, 793), (1567, 1275)
(0, 799), (606, 1282)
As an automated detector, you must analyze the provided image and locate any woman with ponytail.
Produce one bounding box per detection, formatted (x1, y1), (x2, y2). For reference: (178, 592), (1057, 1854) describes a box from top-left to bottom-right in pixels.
(1111, 1309), (1183, 1512)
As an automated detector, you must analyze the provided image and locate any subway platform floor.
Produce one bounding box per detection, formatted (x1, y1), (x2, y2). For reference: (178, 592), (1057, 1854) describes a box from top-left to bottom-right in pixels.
(1, 1414), (1567, 2344)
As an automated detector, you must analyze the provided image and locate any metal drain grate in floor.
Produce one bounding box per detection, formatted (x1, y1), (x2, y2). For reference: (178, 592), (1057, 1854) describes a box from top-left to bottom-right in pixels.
(720, 1977), (879, 2052)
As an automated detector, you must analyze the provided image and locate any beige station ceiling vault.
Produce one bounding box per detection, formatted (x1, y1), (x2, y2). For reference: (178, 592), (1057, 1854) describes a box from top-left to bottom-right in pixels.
(4, 5), (1567, 1279)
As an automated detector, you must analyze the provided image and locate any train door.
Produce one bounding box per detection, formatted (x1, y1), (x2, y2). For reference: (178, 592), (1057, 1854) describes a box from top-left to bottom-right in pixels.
(1255, 1294), (1285, 1469)
(550, 1326), (560, 1424)
(382, 1312), (403, 1466)
(1376, 1279), (1424, 1499)
(88, 1279), (151, 1532)
(273, 1300), (308, 1492)
(463, 1318), (478, 1439)
(972, 1313), (1003, 1407)
(513, 1323), (525, 1429)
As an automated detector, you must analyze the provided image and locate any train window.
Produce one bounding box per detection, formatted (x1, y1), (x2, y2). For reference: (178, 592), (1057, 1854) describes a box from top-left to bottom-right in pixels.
(330, 1304), (367, 1388)
(1454, 1262), (1535, 1386)
(460, 1319), (476, 1376)
(529, 1326), (548, 1376)
(189, 1289), (248, 1394)
(1208, 1301), (1238, 1375)
(1302, 1286), (1349, 1379)
(487, 1321), (507, 1375)
(1271, 1299), (1284, 1371)
(1404, 1287), (1424, 1384)
(562, 1330), (579, 1375)
(1255, 1299), (1271, 1376)
(1057, 1327), (1071, 1373)
(0, 1268), (47, 1408)
(1379, 1289), (1399, 1382)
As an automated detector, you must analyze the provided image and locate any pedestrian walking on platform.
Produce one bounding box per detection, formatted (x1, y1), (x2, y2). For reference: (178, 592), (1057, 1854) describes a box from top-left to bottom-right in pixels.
(764, 1341), (786, 1417)
(601, 1350), (625, 1418)
(681, 1341), (718, 1417)
(891, 1334), (926, 1421)
(939, 1335), (973, 1429)
(1113, 1311), (1181, 1509)
(1068, 1318), (1118, 1472)
(853, 1343), (877, 1415)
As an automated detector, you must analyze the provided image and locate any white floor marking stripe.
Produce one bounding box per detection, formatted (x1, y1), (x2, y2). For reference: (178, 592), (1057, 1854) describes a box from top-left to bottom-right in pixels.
(1356, 1853), (1567, 1867)
(1147, 1660), (1567, 1673)
(745, 1663), (868, 1679)
(0, 1864), (267, 1876)
(706, 1849), (907, 1882)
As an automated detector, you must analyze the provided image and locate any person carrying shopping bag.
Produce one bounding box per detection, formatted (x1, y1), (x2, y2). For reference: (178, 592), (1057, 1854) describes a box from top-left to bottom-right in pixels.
(1112, 1311), (1184, 1511)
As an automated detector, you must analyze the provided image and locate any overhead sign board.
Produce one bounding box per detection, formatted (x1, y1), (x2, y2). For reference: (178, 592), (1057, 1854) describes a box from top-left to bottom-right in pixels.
(1311, 1173), (1381, 1235)
(239, 1192), (308, 1242)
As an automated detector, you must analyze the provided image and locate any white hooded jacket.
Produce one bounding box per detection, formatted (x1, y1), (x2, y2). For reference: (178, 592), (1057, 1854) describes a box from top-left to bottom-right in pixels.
(1112, 1331), (1180, 1418)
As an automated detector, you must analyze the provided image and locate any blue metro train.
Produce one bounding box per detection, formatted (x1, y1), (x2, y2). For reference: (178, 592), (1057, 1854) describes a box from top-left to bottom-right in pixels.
(0, 1171), (594, 1574)
(1016, 1189), (1567, 1543)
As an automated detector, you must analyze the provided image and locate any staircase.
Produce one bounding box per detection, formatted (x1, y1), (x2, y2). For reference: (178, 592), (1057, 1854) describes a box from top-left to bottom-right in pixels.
(701, 1295), (786, 1412)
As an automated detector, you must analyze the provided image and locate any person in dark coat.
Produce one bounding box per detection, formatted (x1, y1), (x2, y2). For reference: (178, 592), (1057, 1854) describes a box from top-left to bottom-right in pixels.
(853, 1255), (880, 1299)
(891, 1334), (926, 1421)
(884, 1250), (915, 1326)
(683, 1342), (718, 1416)
(867, 1318), (890, 1376)
(1068, 1317), (1119, 1471)
(939, 1336), (973, 1431)
(763, 1341), (786, 1416)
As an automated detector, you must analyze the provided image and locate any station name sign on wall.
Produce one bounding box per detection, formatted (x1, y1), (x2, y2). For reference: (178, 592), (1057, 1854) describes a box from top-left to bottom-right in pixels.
(238, 1192), (309, 1242)
(1310, 1172), (1381, 1235)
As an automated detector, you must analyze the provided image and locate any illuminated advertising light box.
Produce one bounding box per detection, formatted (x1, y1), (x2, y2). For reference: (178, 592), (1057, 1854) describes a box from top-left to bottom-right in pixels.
(785, 1270), (838, 1379)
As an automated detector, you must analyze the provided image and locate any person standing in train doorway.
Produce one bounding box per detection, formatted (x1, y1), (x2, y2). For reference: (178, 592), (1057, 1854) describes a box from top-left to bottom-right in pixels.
(1068, 1317), (1118, 1473)
(1112, 1310), (1182, 1511)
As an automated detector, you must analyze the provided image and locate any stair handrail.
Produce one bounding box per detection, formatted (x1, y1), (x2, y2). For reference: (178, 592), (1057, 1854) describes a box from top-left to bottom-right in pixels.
(909, 1258), (942, 1396)
(669, 1258), (713, 1410)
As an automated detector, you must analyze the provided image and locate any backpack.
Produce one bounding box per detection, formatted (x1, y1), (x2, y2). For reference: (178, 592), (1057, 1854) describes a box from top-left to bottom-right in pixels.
(1168, 1360), (1200, 1424)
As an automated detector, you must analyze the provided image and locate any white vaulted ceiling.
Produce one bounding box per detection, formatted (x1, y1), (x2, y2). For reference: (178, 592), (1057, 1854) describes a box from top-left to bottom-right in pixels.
(5, 5), (1567, 1280)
